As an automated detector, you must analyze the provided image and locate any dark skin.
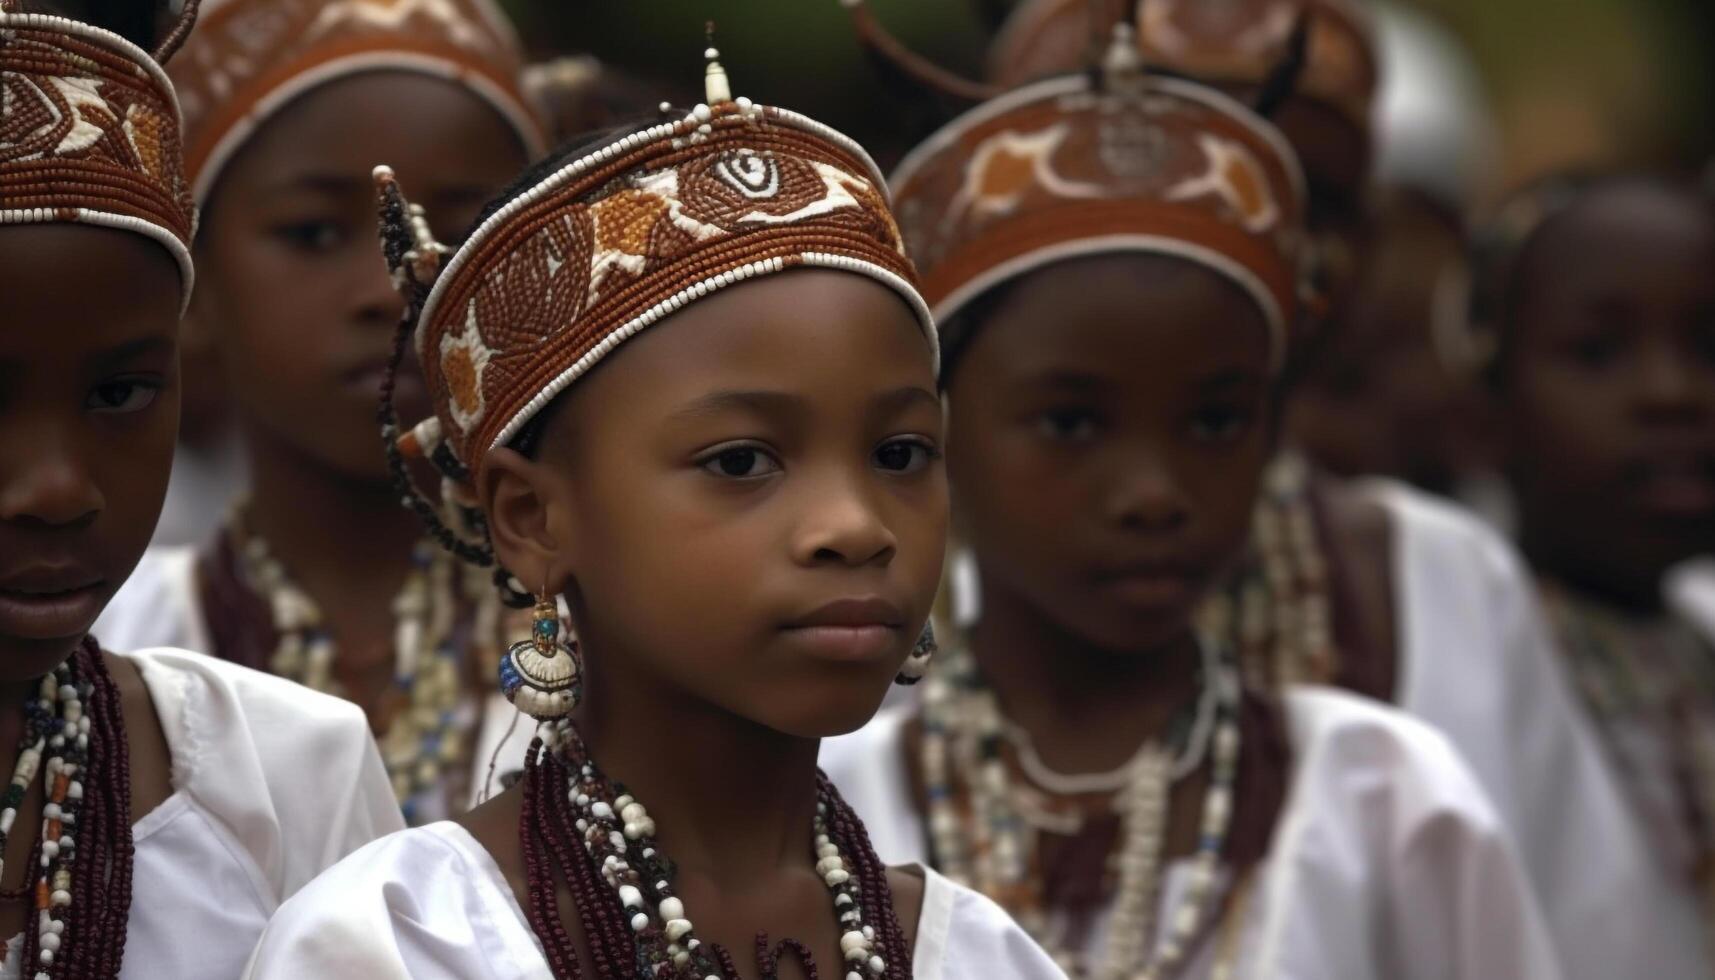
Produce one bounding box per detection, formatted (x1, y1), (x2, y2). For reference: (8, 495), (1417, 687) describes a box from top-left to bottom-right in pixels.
(463, 270), (943, 977)
(188, 71), (527, 720)
(944, 253), (1271, 857)
(1291, 188), (1483, 494)
(1497, 181), (1715, 612)
(0, 225), (177, 940)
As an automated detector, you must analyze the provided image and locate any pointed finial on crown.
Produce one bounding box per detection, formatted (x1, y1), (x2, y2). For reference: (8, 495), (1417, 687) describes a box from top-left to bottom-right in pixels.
(704, 21), (733, 104)
(1102, 20), (1146, 87)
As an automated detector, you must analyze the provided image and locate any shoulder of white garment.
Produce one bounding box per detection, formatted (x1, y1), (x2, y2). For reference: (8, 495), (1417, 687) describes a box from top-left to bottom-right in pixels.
(119, 647), (405, 901)
(93, 545), (208, 653)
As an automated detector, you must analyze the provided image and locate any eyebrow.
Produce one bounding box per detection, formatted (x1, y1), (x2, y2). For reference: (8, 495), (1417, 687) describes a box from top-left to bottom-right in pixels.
(1197, 368), (1266, 391)
(263, 172), (373, 197)
(1021, 369), (1113, 392)
(872, 385), (941, 416)
(668, 389), (809, 423)
(87, 336), (174, 372)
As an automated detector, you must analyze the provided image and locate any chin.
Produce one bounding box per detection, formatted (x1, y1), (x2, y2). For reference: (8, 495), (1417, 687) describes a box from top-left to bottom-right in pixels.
(757, 669), (897, 741)
(0, 635), (89, 681)
(1067, 602), (1198, 657)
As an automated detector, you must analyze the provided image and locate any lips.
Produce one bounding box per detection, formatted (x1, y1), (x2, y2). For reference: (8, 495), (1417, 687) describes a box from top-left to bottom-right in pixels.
(0, 565), (105, 642)
(1627, 453), (1715, 518)
(1091, 559), (1201, 609)
(782, 597), (906, 662)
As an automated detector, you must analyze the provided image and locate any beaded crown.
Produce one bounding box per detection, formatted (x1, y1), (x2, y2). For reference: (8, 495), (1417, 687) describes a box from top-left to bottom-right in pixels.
(890, 34), (1309, 369)
(0, 3), (197, 307)
(378, 47), (935, 481)
(168, 0), (547, 205)
(989, 0), (1379, 134)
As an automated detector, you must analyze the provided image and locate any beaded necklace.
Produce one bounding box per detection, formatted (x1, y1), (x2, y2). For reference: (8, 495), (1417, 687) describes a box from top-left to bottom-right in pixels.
(228, 504), (505, 821)
(519, 722), (912, 980)
(1540, 581), (1715, 922)
(918, 639), (1242, 980)
(0, 641), (133, 979)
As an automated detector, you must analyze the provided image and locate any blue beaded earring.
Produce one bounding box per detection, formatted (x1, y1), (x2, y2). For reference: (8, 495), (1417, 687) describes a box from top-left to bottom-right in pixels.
(896, 620), (937, 685)
(499, 590), (582, 719)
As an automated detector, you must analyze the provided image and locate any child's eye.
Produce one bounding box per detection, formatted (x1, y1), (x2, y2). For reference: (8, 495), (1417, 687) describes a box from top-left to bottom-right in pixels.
(86, 379), (161, 414)
(273, 221), (346, 253)
(1036, 408), (1100, 442)
(699, 445), (782, 479)
(874, 438), (940, 474)
(1189, 403), (1254, 444)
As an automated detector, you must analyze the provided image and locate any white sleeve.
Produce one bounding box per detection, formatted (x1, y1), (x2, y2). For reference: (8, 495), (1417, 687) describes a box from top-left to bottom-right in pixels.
(244, 825), (549, 980)
(1262, 688), (1564, 980)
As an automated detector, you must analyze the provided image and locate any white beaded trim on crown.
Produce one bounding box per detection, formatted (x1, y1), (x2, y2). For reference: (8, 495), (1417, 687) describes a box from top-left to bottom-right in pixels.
(188, 49), (548, 207)
(934, 232), (1285, 373)
(413, 97), (897, 366)
(487, 251), (939, 451)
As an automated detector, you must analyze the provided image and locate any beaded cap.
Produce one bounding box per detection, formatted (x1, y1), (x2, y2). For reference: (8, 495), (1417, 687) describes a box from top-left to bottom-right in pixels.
(382, 51), (935, 479)
(0, 4), (196, 306)
(892, 46), (1307, 367)
(168, 0), (547, 204)
(989, 0), (1379, 133)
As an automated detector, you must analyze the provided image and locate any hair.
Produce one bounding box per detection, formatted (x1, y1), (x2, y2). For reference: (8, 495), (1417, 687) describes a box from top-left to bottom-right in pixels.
(377, 112), (680, 607)
(1469, 169), (1715, 389)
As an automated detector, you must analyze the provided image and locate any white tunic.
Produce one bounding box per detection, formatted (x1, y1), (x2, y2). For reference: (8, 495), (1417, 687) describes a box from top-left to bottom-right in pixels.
(242, 821), (1068, 980)
(95, 546), (535, 810)
(823, 687), (1564, 979)
(0, 647), (403, 980)
(1364, 481), (1710, 977)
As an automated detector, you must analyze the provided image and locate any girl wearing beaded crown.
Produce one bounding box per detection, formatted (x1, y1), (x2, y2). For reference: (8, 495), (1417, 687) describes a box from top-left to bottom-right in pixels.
(837, 3), (1696, 976)
(92, 0), (553, 824)
(0, 3), (401, 978)
(244, 39), (1065, 980)
(815, 15), (1567, 980)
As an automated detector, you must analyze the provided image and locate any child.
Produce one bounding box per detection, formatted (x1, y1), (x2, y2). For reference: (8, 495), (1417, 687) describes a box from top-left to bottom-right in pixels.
(244, 47), (1064, 979)
(1476, 172), (1715, 960)
(820, 32), (1563, 979)
(94, 0), (551, 822)
(838, 2), (1693, 973)
(0, 3), (401, 976)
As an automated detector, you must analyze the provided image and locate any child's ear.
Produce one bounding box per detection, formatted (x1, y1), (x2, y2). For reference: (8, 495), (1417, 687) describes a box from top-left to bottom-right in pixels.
(479, 446), (577, 595)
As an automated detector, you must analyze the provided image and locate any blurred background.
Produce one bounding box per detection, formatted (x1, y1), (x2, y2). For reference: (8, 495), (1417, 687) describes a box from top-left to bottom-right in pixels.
(503, 0), (1714, 199)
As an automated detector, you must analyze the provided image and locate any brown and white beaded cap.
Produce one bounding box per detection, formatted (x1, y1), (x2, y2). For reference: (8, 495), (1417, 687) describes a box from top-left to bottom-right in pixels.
(891, 33), (1308, 369)
(381, 46), (935, 482)
(988, 0), (1379, 135)
(0, 1), (197, 307)
(168, 0), (547, 205)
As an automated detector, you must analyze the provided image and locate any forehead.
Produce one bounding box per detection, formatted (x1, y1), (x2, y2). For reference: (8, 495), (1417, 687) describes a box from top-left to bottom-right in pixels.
(0, 224), (181, 361)
(208, 70), (527, 200)
(970, 253), (1273, 376)
(1520, 184), (1715, 305)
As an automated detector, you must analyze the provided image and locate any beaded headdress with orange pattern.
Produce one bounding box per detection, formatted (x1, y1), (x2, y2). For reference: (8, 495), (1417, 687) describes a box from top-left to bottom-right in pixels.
(374, 42), (935, 579)
(986, 0), (1378, 133)
(891, 26), (1309, 370)
(169, 0), (547, 205)
(1, 0), (198, 307)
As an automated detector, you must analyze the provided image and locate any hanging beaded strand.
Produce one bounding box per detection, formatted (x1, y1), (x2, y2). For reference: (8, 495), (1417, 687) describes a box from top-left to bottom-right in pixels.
(228, 505), (503, 819)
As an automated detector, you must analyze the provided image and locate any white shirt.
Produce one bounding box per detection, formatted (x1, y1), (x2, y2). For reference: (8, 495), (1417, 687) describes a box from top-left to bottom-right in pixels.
(0, 648), (403, 980)
(242, 821), (1068, 980)
(824, 687), (1563, 979)
(96, 546), (535, 810)
(1368, 481), (1710, 977)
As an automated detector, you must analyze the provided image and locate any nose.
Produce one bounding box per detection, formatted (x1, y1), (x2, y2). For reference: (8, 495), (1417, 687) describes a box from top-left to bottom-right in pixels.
(1105, 450), (1190, 533)
(0, 427), (103, 529)
(791, 470), (898, 568)
(354, 251), (408, 329)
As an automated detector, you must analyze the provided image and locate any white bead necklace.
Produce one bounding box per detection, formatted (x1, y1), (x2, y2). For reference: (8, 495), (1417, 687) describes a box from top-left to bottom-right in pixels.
(920, 639), (1243, 979)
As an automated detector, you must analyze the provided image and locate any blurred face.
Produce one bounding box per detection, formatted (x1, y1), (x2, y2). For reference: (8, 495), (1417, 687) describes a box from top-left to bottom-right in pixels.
(192, 71), (527, 481)
(1501, 182), (1715, 603)
(1291, 192), (1476, 490)
(946, 254), (1275, 653)
(494, 271), (947, 738)
(0, 225), (181, 674)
